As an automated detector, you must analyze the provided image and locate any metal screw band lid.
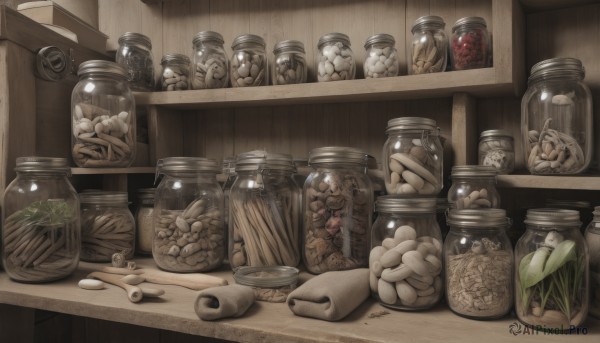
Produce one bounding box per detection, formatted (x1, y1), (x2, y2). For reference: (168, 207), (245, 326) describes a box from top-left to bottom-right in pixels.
(447, 208), (509, 228)
(273, 40), (305, 55)
(452, 16), (487, 33)
(450, 165), (498, 178)
(234, 266), (299, 288)
(528, 57), (585, 82)
(524, 208), (581, 227)
(193, 31), (224, 45)
(118, 32), (152, 49)
(412, 16), (446, 33)
(78, 60), (128, 78)
(364, 33), (396, 49)
(160, 53), (190, 65)
(386, 117), (437, 133)
(15, 157), (70, 173)
(80, 191), (129, 205)
(235, 150), (295, 172)
(479, 129), (513, 139)
(232, 34), (266, 49)
(375, 196), (436, 213)
(137, 188), (156, 200)
(157, 157), (221, 174)
(308, 146), (368, 165)
(317, 32), (351, 49)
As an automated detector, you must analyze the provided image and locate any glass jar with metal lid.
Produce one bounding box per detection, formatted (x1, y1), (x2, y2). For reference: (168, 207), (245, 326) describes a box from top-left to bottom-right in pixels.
(448, 165), (499, 210)
(445, 209), (513, 320)
(369, 196), (442, 311)
(230, 34), (268, 87)
(272, 40), (307, 85)
(515, 209), (589, 328)
(363, 33), (399, 78)
(160, 53), (190, 91)
(383, 117), (443, 196)
(478, 129), (515, 174)
(135, 188), (155, 255)
(71, 60), (136, 168)
(316, 32), (355, 82)
(303, 146), (373, 274)
(153, 157), (224, 272)
(116, 32), (155, 91)
(522, 58), (592, 175)
(229, 151), (300, 270)
(585, 206), (600, 319)
(234, 266), (299, 303)
(2, 157), (80, 282)
(450, 17), (491, 70)
(409, 16), (448, 74)
(191, 31), (229, 89)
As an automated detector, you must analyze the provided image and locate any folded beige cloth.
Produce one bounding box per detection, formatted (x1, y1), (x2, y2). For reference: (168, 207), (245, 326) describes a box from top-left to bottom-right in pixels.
(194, 284), (256, 321)
(287, 268), (369, 321)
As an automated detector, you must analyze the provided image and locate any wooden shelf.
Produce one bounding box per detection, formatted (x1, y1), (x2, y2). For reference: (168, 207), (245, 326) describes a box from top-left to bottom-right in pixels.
(520, 0), (600, 12)
(71, 167), (155, 175)
(497, 174), (600, 190)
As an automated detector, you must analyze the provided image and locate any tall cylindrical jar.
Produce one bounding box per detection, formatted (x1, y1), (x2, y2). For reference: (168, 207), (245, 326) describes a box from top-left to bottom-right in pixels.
(316, 32), (355, 82)
(409, 16), (448, 74)
(135, 188), (155, 255)
(521, 58), (593, 175)
(229, 151), (300, 270)
(369, 197), (442, 310)
(445, 209), (513, 319)
(450, 17), (491, 70)
(153, 157), (224, 272)
(383, 117), (443, 195)
(71, 60), (136, 168)
(363, 33), (399, 78)
(585, 206), (600, 318)
(516, 209), (589, 328)
(448, 165), (500, 210)
(478, 129), (515, 174)
(230, 34), (268, 87)
(272, 40), (307, 85)
(191, 31), (229, 89)
(303, 147), (373, 274)
(160, 53), (190, 91)
(116, 32), (155, 91)
(1, 157), (80, 282)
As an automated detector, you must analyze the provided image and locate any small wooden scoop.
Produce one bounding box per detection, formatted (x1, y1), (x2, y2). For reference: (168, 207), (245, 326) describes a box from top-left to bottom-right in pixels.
(101, 266), (227, 290)
(87, 271), (165, 303)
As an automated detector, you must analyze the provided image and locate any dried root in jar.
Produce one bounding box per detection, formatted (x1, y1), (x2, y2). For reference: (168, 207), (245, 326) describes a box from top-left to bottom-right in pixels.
(412, 32), (446, 74)
(527, 118), (585, 174)
(81, 212), (134, 262)
(192, 56), (228, 89)
(386, 140), (440, 195)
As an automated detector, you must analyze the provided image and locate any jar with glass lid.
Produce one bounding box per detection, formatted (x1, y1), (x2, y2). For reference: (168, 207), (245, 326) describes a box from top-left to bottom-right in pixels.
(584, 206), (600, 319)
(317, 32), (355, 82)
(153, 157), (224, 272)
(160, 53), (190, 91)
(272, 40), (307, 85)
(363, 33), (399, 78)
(448, 165), (499, 210)
(445, 209), (513, 319)
(191, 31), (229, 89)
(515, 209), (589, 328)
(521, 58), (592, 175)
(478, 129), (515, 174)
(230, 34), (267, 87)
(2, 157), (80, 282)
(450, 17), (491, 70)
(369, 196), (442, 310)
(71, 60), (136, 168)
(116, 32), (155, 91)
(135, 188), (155, 255)
(409, 16), (448, 74)
(303, 146), (373, 274)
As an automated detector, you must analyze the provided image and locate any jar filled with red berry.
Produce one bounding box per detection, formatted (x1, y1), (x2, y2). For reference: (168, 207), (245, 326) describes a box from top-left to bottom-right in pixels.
(450, 17), (491, 71)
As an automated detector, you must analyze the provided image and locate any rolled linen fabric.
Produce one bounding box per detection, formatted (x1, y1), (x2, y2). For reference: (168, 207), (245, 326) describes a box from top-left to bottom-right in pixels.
(194, 284), (256, 321)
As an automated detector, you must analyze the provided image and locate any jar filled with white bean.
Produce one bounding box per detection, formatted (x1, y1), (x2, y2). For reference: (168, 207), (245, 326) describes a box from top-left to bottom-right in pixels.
(230, 34), (268, 87)
(160, 53), (190, 91)
(409, 16), (448, 75)
(478, 129), (514, 174)
(363, 33), (399, 79)
(191, 31), (229, 89)
(316, 32), (355, 82)
(447, 165), (500, 210)
(272, 40), (307, 85)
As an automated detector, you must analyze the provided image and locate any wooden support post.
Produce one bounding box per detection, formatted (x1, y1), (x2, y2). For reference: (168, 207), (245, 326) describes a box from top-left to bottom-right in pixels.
(451, 93), (477, 165)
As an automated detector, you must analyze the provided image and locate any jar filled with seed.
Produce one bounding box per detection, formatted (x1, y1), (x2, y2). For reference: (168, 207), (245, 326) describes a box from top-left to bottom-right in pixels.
(153, 157), (224, 272)
(234, 266), (299, 303)
(116, 32), (155, 91)
(317, 32), (355, 82)
(160, 53), (190, 91)
(448, 165), (500, 210)
(135, 188), (155, 255)
(369, 197), (443, 311)
(478, 129), (514, 174)
(584, 206), (600, 319)
(272, 40), (307, 85)
(409, 16), (448, 75)
(450, 17), (491, 70)
(363, 33), (399, 78)
(230, 34), (267, 87)
(191, 31), (229, 89)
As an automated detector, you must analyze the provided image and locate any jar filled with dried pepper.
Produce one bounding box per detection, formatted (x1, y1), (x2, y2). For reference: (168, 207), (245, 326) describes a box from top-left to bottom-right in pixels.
(450, 17), (491, 70)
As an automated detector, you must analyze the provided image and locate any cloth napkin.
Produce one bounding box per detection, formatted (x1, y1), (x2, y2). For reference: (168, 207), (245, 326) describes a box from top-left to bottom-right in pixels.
(194, 284), (256, 321)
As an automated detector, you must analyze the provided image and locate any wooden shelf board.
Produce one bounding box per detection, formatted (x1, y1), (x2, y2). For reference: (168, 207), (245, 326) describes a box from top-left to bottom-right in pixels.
(71, 167), (155, 175)
(520, 0), (600, 12)
(497, 174), (600, 190)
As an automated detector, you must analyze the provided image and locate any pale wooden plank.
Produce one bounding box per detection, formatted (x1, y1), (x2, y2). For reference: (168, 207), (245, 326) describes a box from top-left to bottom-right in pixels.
(451, 93), (477, 165)
(497, 174), (600, 190)
(147, 105), (183, 162)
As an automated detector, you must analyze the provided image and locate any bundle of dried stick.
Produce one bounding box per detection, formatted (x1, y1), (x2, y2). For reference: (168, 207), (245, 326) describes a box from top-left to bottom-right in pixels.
(81, 212), (134, 262)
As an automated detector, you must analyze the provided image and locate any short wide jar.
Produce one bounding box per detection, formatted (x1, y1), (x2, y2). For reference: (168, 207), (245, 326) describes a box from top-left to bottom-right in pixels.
(316, 32), (355, 82)
(363, 33), (399, 78)
(478, 129), (515, 174)
(448, 165), (500, 210)
(230, 34), (268, 87)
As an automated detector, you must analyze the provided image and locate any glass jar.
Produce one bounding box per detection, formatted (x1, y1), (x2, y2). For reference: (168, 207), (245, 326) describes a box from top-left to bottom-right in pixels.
(303, 146), (373, 274)
(233, 266), (299, 303)
(80, 191), (135, 262)
(409, 16), (448, 75)
(445, 209), (513, 319)
(230, 34), (267, 87)
(316, 32), (355, 82)
(71, 60), (136, 168)
(383, 117), (443, 196)
(1, 157), (80, 282)
(153, 157), (224, 272)
(521, 58), (593, 175)
(369, 197), (442, 310)
(448, 165), (500, 210)
(229, 151), (300, 270)
(478, 129), (515, 174)
(135, 188), (155, 255)
(585, 206), (600, 319)
(191, 31), (229, 89)
(116, 32), (155, 91)
(363, 33), (399, 78)
(160, 53), (190, 91)
(272, 40), (307, 85)
(515, 209), (589, 328)
(450, 17), (491, 71)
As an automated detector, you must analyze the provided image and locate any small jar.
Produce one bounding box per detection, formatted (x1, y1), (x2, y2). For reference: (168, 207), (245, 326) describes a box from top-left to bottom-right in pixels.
(303, 147), (373, 274)
(2, 157), (80, 282)
(71, 60), (136, 168)
(233, 266), (299, 303)
(409, 16), (448, 74)
(478, 129), (515, 174)
(448, 165), (500, 210)
(116, 32), (155, 91)
(191, 31), (229, 89)
(445, 209), (513, 320)
(316, 32), (355, 82)
(153, 157), (224, 272)
(383, 117), (443, 196)
(521, 58), (593, 175)
(363, 33), (399, 78)
(450, 17), (491, 70)
(515, 209), (589, 328)
(160, 53), (190, 91)
(230, 34), (268, 87)
(135, 188), (155, 255)
(272, 40), (307, 85)
(585, 206), (600, 319)
(80, 192), (135, 262)
(369, 197), (442, 311)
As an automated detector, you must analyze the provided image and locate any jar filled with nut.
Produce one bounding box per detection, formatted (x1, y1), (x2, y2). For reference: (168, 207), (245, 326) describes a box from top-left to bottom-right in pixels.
(153, 157), (224, 272)
(450, 17), (491, 70)
(448, 165), (500, 210)
(191, 31), (229, 89)
(272, 40), (307, 85)
(383, 117), (443, 196)
(363, 33), (399, 78)
(522, 58), (592, 175)
(233, 266), (299, 303)
(584, 206), (600, 319)
(478, 129), (515, 174)
(116, 32), (155, 91)
(303, 147), (373, 274)
(369, 197), (443, 311)
(445, 209), (513, 319)
(135, 188), (155, 255)
(409, 16), (448, 75)
(230, 34), (268, 87)
(317, 32), (356, 82)
(160, 53), (190, 91)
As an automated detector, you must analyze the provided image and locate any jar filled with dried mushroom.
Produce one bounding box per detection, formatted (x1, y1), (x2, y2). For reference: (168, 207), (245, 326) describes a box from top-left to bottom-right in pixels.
(478, 129), (514, 174)
(448, 165), (500, 210)
(230, 34), (268, 87)
(71, 60), (136, 168)
(363, 33), (399, 78)
(234, 266), (299, 303)
(409, 16), (448, 75)
(2, 157), (80, 282)
(229, 151), (300, 271)
(153, 157), (224, 272)
(584, 206), (600, 319)
(116, 32), (155, 91)
(450, 17), (491, 70)
(383, 117), (443, 196)
(369, 197), (443, 310)
(272, 40), (307, 85)
(317, 32), (356, 82)
(516, 209), (589, 328)
(445, 209), (513, 319)
(191, 31), (229, 89)
(135, 188), (155, 255)
(160, 53), (190, 91)
(521, 58), (592, 175)
(303, 146), (373, 274)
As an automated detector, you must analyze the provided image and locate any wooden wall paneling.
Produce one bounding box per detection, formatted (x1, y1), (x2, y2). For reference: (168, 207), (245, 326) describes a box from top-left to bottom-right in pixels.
(232, 107), (274, 153)
(161, 0), (198, 57)
(451, 93), (477, 165)
(0, 304), (34, 343)
(193, 109), (235, 160)
(76, 317), (161, 343)
(147, 106), (184, 162)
